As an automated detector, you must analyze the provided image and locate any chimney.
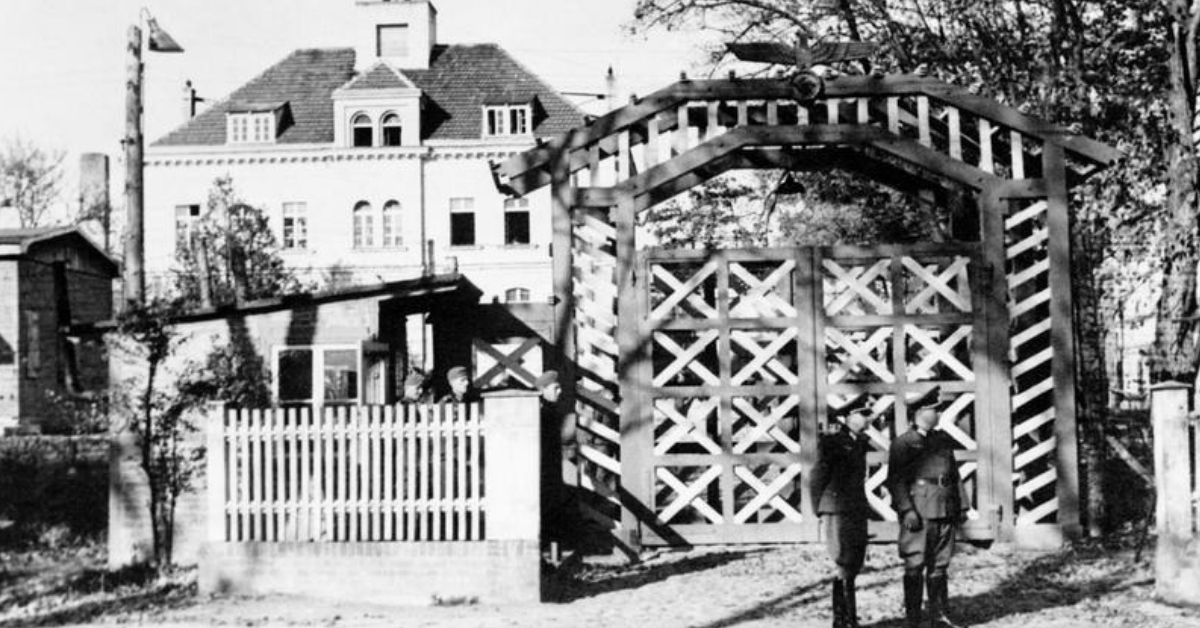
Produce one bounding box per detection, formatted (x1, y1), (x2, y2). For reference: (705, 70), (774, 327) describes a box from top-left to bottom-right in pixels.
(353, 0), (438, 71)
(78, 153), (111, 252)
(181, 80), (202, 121)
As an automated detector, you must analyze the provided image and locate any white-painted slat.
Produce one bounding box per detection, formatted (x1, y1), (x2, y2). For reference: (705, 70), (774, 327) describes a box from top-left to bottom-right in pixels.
(948, 107), (962, 160)
(979, 118), (994, 173)
(917, 96), (931, 147)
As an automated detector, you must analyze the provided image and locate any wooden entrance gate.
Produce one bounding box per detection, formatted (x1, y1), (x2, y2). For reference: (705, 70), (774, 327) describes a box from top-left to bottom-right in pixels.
(492, 71), (1118, 548)
(626, 244), (993, 544)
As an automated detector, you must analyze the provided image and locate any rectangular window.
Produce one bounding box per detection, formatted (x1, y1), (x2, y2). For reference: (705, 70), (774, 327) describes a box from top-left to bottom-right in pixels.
(449, 197), (475, 246)
(174, 204), (201, 251)
(228, 113), (275, 144)
(282, 202), (307, 249)
(377, 24), (409, 57)
(482, 105), (532, 137)
(354, 212), (374, 249)
(504, 198), (530, 245)
(382, 202), (401, 247)
(275, 346), (360, 405)
(23, 310), (40, 378)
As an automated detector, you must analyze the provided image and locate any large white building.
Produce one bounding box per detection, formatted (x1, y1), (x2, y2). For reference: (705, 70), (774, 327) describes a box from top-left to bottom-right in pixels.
(144, 0), (581, 304)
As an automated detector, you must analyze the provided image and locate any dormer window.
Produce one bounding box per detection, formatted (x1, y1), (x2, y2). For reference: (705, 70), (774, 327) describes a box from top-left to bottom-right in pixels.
(226, 101), (289, 145)
(229, 113), (275, 144)
(352, 113), (374, 147)
(381, 113), (402, 146)
(483, 105), (531, 137)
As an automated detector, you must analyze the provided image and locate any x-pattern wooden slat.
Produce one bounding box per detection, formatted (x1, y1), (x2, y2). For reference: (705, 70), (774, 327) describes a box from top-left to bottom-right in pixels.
(653, 330), (721, 386)
(934, 393), (977, 450)
(905, 325), (974, 381)
(472, 337), (542, 387)
(650, 261), (720, 320)
(657, 466), (724, 523)
(654, 398), (722, 455)
(866, 467), (897, 520)
(826, 327), (896, 383)
(730, 328), (800, 385)
(824, 259), (893, 315)
(732, 464), (804, 523)
(902, 256), (971, 313)
(730, 396), (802, 454)
(728, 261), (796, 318)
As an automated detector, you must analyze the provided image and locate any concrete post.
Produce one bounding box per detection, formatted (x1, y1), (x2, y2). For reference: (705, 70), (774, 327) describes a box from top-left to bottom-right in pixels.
(1150, 381), (1200, 605)
(482, 391), (540, 541)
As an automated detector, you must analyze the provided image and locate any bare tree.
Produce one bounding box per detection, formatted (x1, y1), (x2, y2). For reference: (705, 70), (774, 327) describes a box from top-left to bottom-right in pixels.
(0, 136), (64, 228)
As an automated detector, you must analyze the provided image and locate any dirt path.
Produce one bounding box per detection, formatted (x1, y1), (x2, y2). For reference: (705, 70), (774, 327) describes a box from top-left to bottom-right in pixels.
(6, 540), (1196, 628)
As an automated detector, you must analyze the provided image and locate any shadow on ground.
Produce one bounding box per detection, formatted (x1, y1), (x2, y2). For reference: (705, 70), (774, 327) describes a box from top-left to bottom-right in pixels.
(544, 549), (764, 603)
(0, 558), (197, 627)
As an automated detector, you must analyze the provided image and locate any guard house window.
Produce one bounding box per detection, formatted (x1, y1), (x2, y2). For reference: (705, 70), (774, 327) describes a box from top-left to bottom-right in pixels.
(174, 204), (201, 251)
(353, 201), (374, 248)
(381, 113), (402, 146)
(483, 105), (531, 137)
(505, 287), (531, 303)
(450, 197), (475, 246)
(504, 197), (530, 245)
(382, 200), (401, 247)
(276, 346), (360, 405)
(282, 202), (307, 249)
(376, 24), (409, 57)
(352, 113), (373, 147)
(228, 113), (275, 144)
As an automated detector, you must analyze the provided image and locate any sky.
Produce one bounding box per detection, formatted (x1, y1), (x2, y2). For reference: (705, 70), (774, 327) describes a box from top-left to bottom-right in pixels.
(0, 0), (713, 221)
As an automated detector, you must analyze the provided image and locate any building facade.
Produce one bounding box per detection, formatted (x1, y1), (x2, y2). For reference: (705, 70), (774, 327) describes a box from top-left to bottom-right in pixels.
(144, 0), (581, 305)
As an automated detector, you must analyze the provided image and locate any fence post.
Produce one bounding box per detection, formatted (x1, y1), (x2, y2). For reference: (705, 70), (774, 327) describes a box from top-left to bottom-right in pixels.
(482, 391), (541, 541)
(1150, 381), (1200, 605)
(206, 403), (226, 543)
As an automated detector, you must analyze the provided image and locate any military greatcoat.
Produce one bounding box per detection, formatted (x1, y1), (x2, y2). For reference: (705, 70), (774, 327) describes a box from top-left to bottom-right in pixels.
(810, 425), (870, 573)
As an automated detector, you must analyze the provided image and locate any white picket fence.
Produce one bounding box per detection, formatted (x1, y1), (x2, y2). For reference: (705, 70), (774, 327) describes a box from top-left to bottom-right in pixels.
(206, 402), (485, 543)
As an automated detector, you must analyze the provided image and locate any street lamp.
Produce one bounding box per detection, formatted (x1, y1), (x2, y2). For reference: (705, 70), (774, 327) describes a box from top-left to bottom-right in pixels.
(123, 8), (183, 309)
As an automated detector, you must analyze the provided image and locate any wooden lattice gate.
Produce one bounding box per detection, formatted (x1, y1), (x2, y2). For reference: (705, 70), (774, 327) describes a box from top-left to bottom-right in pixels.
(621, 244), (997, 545)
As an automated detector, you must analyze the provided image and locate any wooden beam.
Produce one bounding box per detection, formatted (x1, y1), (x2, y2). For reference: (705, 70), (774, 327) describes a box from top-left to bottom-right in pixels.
(550, 146), (577, 418)
(1043, 141), (1081, 540)
(979, 184), (1015, 542)
(614, 194), (648, 548)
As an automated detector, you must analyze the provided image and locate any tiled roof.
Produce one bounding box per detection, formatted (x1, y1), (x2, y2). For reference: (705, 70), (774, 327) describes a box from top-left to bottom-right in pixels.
(342, 63), (413, 90)
(404, 44), (582, 140)
(153, 48), (357, 146)
(153, 44), (581, 146)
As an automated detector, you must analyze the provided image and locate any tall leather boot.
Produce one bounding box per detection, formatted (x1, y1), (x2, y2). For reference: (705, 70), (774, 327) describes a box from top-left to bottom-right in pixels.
(927, 574), (961, 628)
(831, 579), (846, 628)
(903, 572), (924, 628)
(842, 577), (859, 628)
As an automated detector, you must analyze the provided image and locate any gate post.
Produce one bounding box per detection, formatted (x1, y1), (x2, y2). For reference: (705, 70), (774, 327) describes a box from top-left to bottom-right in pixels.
(1150, 381), (1200, 605)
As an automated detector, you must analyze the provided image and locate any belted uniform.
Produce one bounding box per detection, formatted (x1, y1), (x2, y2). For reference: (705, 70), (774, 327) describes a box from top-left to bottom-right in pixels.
(887, 425), (968, 628)
(810, 425), (870, 628)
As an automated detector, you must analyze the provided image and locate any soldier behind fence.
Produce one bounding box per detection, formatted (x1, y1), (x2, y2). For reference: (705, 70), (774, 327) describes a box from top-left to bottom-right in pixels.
(438, 365), (479, 404)
(401, 371), (430, 403)
(886, 392), (968, 628)
(810, 408), (871, 628)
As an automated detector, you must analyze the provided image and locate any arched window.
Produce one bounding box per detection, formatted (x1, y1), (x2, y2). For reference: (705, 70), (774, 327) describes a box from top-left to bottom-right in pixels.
(505, 287), (531, 303)
(353, 201), (374, 248)
(351, 113), (373, 147)
(381, 113), (402, 146)
(381, 200), (402, 247)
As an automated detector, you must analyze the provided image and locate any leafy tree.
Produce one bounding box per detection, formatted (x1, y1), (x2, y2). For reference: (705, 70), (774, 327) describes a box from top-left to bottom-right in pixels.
(638, 174), (764, 248)
(174, 175), (303, 307)
(0, 136), (64, 228)
(110, 296), (210, 569)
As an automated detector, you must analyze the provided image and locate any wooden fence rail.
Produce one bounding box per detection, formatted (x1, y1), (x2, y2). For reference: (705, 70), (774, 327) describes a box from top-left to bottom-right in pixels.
(206, 402), (485, 543)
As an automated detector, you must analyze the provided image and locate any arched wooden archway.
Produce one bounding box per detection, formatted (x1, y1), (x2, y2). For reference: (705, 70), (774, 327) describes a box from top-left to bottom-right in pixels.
(494, 74), (1117, 548)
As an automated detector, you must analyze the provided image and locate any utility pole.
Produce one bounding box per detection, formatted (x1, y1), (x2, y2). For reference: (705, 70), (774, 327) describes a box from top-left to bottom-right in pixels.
(123, 24), (144, 308)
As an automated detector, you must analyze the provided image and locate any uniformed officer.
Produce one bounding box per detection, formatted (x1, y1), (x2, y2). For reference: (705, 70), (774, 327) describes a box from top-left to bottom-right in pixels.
(810, 409), (871, 628)
(886, 400), (968, 628)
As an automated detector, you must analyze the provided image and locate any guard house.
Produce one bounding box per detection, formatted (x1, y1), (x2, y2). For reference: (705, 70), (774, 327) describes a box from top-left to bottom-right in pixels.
(0, 227), (117, 434)
(493, 71), (1118, 548)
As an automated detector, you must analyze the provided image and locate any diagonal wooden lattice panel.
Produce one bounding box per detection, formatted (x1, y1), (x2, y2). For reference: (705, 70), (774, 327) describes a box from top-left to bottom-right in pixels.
(572, 211), (622, 535)
(1006, 199), (1058, 525)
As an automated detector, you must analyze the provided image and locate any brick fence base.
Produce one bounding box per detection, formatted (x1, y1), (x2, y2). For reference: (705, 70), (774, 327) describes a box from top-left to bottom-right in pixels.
(199, 540), (542, 605)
